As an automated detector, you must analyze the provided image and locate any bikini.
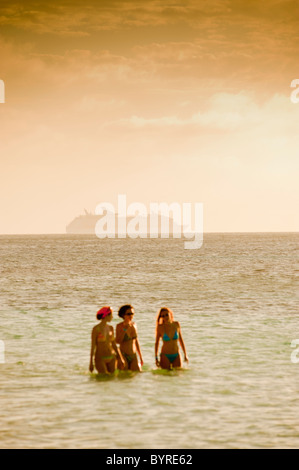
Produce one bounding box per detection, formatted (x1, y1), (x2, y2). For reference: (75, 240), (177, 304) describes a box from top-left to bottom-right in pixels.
(123, 352), (137, 365)
(163, 330), (179, 342)
(122, 329), (137, 365)
(162, 329), (179, 363)
(97, 331), (107, 343)
(123, 331), (137, 342)
(97, 330), (114, 362)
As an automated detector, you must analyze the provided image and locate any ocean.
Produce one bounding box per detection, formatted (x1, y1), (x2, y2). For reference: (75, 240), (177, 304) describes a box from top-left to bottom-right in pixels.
(0, 233), (298, 449)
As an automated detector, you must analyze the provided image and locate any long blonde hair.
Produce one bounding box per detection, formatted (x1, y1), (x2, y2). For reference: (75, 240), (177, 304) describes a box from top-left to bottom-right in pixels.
(156, 307), (174, 334)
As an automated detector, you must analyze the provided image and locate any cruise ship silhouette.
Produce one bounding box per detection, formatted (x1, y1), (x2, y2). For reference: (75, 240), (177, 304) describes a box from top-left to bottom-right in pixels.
(66, 209), (184, 236)
(66, 210), (102, 234)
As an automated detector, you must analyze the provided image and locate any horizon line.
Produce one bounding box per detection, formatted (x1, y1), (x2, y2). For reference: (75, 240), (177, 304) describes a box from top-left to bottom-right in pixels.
(0, 231), (298, 236)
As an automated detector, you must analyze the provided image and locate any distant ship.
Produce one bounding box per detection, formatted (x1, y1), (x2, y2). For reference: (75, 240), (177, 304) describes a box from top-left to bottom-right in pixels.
(66, 210), (102, 234)
(66, 209), (185, 236)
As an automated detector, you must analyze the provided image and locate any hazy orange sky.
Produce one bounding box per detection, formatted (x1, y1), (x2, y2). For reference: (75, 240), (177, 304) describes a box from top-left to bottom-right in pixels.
(0, 0), (298, 233)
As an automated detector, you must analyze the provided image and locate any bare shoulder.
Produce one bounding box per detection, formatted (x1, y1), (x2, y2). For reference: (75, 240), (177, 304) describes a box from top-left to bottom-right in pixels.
(92, 324), (98, 334)
(91, 324), (99, 340)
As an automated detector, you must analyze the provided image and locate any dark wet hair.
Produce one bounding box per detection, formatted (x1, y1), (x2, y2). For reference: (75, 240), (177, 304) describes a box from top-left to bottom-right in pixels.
(118, 304), (134, 318)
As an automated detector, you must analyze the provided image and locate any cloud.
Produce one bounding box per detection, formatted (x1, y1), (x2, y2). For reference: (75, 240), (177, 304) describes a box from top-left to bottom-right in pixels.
(109, 92), (297, 132)
(1, 0), (299, 233)
(0, 0), (297, 102)
(0, 0), (297, 39)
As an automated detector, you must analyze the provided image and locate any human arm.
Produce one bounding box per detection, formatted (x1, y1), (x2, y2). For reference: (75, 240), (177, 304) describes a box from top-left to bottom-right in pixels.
(178, 322), (189, 363)
(135, 337), (144, 366)
(112, 340), (125, 368)
(155, 327), (161, 367)
(89, 327), (97, 372)
(111, 327), (125, 367)
(130, 324), (143, 366)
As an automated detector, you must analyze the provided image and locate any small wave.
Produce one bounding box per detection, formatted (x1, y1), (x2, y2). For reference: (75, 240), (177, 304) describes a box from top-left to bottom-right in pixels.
(151, 367), (189, 375)
(89, 371), (119, 381)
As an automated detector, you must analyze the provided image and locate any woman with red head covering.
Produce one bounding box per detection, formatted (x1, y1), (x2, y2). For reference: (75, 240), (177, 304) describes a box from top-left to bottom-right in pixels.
(89, 306), (125, 374)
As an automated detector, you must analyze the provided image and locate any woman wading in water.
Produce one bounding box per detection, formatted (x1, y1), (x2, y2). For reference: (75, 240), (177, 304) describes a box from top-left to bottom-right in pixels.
(155, 307), (189, 370)
(89, 306), (125, 374)
(116, 304), (143, 371)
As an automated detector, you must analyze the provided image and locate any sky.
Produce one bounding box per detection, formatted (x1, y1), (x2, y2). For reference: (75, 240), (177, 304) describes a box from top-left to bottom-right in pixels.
(0, 0), (299, 233)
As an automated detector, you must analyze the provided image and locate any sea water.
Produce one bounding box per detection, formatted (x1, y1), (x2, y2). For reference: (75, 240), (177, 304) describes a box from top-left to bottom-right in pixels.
(0, 233), (298, 449)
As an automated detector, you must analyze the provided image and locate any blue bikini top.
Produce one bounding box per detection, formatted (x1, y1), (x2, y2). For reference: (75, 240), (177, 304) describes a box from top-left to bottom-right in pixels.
(163, 330), (179, 341)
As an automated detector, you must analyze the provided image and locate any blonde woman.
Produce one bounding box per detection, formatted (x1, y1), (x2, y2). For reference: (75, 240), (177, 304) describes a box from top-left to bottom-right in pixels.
(155, 307), (189, 369)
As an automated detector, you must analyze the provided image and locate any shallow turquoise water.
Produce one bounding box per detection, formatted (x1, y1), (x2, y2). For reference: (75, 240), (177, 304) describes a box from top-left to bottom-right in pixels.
(0, 233), (299, 448)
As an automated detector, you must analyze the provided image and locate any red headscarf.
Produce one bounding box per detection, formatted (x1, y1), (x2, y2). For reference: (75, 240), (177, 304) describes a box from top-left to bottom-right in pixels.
(97, 306), (112, 319)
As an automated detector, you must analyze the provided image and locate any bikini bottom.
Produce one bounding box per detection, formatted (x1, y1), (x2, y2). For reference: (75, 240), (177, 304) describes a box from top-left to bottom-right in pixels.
(101, 355), (115, 362)
(123, 352), (137, 365)
(164, 353), (179, 363)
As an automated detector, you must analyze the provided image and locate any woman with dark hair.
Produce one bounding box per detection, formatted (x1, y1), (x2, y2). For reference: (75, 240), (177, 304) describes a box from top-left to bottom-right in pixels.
(89, 306), (125, 374)
(155, 307), (189, 370)
(116, 304), (143, 371)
